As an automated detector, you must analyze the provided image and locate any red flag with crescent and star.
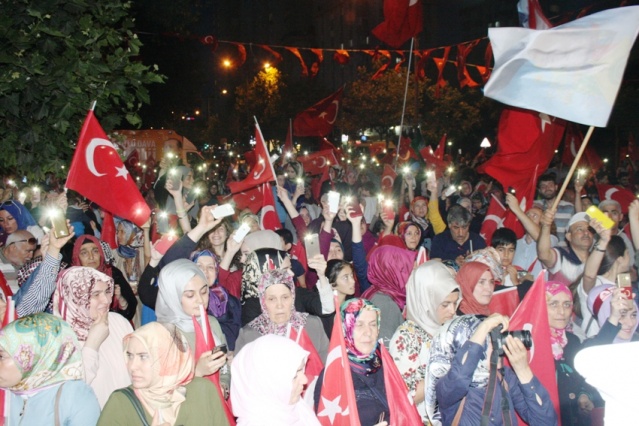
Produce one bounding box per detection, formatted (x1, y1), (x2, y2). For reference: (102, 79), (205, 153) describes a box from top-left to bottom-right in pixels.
(596, 184), (636, 214)
(298, 150), (339, 176)
(218, 186), (263, 214)
(66, 110), (151, 227)
(228, 122), (276, 194)
(259, 183), (281, 231)
(381, 164), (397, 194)
(293, 88), (343, 137)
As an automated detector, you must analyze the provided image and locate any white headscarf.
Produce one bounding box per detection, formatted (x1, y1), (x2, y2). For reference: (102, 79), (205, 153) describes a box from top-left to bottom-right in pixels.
(156, 259), (208, 333)
(231, 335), (319, 426)
(406, 260), (461, 336)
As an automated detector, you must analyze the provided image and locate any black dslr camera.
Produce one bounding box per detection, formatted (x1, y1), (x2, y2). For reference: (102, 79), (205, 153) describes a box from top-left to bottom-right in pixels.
(489, 324), (532, 357)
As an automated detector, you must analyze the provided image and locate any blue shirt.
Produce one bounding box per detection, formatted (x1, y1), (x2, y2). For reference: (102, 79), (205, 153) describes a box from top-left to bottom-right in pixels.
(430, 230), (486, 262)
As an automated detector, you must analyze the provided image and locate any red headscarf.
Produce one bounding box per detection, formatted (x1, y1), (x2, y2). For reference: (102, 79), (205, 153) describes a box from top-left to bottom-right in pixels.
(72, 235), (112, 277)
(457, 261), (493, 316)
(362, 245), (416, 310)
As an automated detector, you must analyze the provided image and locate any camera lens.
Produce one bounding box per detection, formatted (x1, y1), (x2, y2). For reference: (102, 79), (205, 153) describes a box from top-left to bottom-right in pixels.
(507, 330), (532, 349)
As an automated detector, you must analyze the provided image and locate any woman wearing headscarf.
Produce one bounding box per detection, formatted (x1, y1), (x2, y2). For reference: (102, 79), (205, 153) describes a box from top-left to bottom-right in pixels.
(0, 313), (100, 425)
(98, 322), (230, 426)
(587, 284), (639, 345)
(0, 199), (44, 245)
(71, 234), (137, 321)
(361, 245), (416, 347)
(390, 261), (461, 423)
(113, 218), (145, 285)
(155, 259), (229, 386)
(53, 266), (133, 408)
(397, 221), (423, 251)
(235, 268), (328, 364)
(232, 334), (319, 425)
(426, 314), (557, 426)
(456, 261), (495, 316)
(546, 281), (602, 425)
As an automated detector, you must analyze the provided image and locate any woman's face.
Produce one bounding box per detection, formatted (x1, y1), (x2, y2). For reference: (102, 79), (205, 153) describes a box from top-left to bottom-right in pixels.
(617, 302), (638, 340)
(0, 210), (18, 234)
(247, 218), (260, 233)
(263, 284), (293, 325)
(436, 291), (460, 325)
(472, 271), (495, 306)
(289, 360), (307, 405)
(299, 208), (311, 226)
(182, 172), (194, 189)
(328, 242), (344, 261)
(208, 225), (228, 248)
(126, 337), (153, 389)
(78, 242), (102, 269)
(89, 280), (113, 321)
(333, 266), (356, 297)
(116, 223), (129, 246)
(286, 166), (297, 179)
(403, 226), (421, 250)
(0, 348), (22, 388)
(352, 308), (379, 355)
(196, 256), (218, 287)
(181, 275), (209, 316)
(546, 292), (573, 330)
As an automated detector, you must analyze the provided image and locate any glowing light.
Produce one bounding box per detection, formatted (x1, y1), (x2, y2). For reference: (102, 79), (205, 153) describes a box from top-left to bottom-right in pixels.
(223, 59), (232, 68)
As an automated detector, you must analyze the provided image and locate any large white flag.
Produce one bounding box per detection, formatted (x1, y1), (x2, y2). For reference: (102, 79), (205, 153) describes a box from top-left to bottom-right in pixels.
(484, 6), (639, 128)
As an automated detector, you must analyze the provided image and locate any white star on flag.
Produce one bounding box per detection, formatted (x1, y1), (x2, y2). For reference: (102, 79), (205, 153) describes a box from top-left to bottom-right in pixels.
(539, 113), (551, 132)
(317, 395), (345, 423)
(115, 165), (129, 180)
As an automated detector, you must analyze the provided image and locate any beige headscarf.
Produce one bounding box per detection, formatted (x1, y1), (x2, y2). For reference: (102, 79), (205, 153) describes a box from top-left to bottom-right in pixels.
(406, 260), (461, 336)
(243, 230), (284, 252)
(124, 322), (194, 426)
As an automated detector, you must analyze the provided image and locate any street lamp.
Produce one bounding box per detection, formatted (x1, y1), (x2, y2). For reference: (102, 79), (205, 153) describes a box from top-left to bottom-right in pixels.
(223, 59), (231, 68)
(263, 62), (271, 70)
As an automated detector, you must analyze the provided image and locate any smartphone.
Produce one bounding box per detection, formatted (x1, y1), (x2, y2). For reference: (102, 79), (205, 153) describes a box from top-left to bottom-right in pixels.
(233, 223), (251, 243)
(443, 185), (457, 197)
(345, 196), (363, 217)
(508, 186), (516, 194)
(585, 206), (615, 230)
(185, 187), (200, 205)
(167, 168), (182, 190)
(156, 211), (170, 235)
(382, 199), (395, 219)
(49, 209), (70, 238)
(212, 203), (235, 220)
(304, 234), (321, 259)
(155, 233), (178, 255)
(617, 272), (633, 299)
(213, 344), (228, 354)
(328, 191), (340, 214)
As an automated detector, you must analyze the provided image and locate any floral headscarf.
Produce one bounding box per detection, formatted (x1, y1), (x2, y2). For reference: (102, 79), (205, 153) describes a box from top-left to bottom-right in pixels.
(248, 269), (308, 336)
(426, 315), (488, 424)
(588, 284), (639, 343)
(72, 235), (112, 277)
(0, 313), (84, 393)
(465, 247), (503, 282)
(124, 322), (194, 426)
(457, 261), (493, 316)
(54, 266), (114, 341)
(341, 298), (381, 362)
(241, 248), (288, 301)
(114, 218), (142, 259)
(190, 250), (228, 318)
(546, 281), (572, 360)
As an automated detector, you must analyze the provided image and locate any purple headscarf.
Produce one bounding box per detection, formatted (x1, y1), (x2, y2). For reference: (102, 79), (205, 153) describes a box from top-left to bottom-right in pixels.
(362, 245), (416, 310)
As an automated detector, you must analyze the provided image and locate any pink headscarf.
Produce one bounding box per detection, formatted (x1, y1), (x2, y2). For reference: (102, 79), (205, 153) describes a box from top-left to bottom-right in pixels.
(546, 281), (572, 360)
(457, 261), (493, 316)
(362, 245), (416, 310)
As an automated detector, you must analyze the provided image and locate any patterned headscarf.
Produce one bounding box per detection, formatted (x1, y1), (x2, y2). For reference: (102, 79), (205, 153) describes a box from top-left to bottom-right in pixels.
(0, 313), (84, 393)
(457, 261), (493, 316)
(465, 247), (503, 282)
(72, 235), (112, 277)
(156, 259), (208, 333)
(248, 269), (308, 336)
(409, 197), (430, 230)
(426, 315), (487, 424)
(123, 322), (194, 426)
(115, 218), (142, 259)
(54, 266), (114, 341)
(241, 248), (288, 301)
(190, 250), (228, 318)
(588, 284), (639, 343)
(362, 245), (416, 311)
(546, 281), (572, 360)
(341, 298), (381, 362)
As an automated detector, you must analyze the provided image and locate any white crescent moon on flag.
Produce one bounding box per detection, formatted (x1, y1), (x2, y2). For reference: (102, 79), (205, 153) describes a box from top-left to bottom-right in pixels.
(316, 156), (327, 168)
(409, 0), (418, 5)
(484, 214), (505, 228)
(381, 175), (394, 189)
(519, 195), (527, 211)
(86, 138), (116, 177)
(253, 156), (266, 179)
(604, 187), (618, 200)
(326, 100), (339, 124)
(260, 205), (276, 229)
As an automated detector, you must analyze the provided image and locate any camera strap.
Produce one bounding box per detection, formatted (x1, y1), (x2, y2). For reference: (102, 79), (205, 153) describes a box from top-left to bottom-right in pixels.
(480, 348), (512, 426)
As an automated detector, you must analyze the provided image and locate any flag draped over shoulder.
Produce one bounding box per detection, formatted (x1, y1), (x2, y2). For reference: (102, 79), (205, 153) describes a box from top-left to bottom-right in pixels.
(228, 122), (276, 194)
(484, 6), (639, 127)
(293, 88), (343, 137)
(66, 110), (151, 227)
(379, 343), (422, 425)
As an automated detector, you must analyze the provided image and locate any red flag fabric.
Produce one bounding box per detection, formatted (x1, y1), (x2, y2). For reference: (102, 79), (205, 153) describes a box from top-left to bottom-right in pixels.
(619, 133), (639, 162)
(101, 210), (118, 250)
(381, 165), (397, 194)
(372, 0), (423, 48)
(298, 150), (339, 176)
(488, 286), (520, 317)
(433, 46), (451, 96)
(508, 272), (561, 424)
(317, 297), (360, 426)
(333, 50), (350, 65)
(420, 135), (449, 175)
(379, 343), (422, 425)
(480, 194), (507, 245)
(289, 326), (324, 402)
(596, 184), (636, 214)
(456, 41), (480, 88)
(396, 136), (419, 162)
(191, 314), (236, 425)
(285, 47), (309, 77)
(312, 166), (330, 201)
(228, 123), (276, 193)
(293, 88), (343, 137)
(66, 110), (151, 227)
(561, 124), (603, 172)
(281, 120), (295, 166)
(219, 186), (263, 214)
(260, 183), (281, 231)
(0, 271), (13, 299)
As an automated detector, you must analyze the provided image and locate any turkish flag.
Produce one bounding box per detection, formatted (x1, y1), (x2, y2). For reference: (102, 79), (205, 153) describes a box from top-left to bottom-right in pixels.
(561, 124), (603, 172)
(372, 0), (423, 48)
(101, 210), (118, 250)
(488, 286), (520, 316)
(228, 123), (276, 194)
(299, 150), (338, 176)
(293, 88), (343, 137)
(66, 110), (151, 227)
(379, 344), (422, 425)
(289, 326), (324, 403)
(226, 186), (263, 214)
(596, 184), (636, 214)
(317, 297), (360, 426)
(619, 133), (639, 162)
(192, 312), (236, 425)
(260, 183), (281, 231)
(396, 136), (419, 162)
(480, 194), (507, 245)
(420, 134), (449, 175)
(312, 166), (331, 201)
(508, 272), (561, 425)
(281, 120), (295, 166)
(381, 164), (397, 194)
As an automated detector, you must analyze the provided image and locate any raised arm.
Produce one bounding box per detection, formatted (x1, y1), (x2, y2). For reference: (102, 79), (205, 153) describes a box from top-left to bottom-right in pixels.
(537, 208), (558, 269)
(582, 219), (610, 294)
(505, 193), (540, 240)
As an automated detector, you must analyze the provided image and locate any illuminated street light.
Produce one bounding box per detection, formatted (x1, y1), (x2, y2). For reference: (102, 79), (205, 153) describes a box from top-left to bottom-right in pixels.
(264, 62), (271, 70)
(223, 59), (231, 68)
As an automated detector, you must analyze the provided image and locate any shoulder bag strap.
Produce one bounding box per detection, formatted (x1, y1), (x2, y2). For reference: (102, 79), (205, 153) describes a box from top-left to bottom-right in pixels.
(54, 382), (65, 426)
(451, 397), (466, 426)
(117, 388), (151, 426)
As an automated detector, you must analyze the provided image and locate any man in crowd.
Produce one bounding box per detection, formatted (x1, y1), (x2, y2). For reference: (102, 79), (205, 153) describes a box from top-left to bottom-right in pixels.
(0, 230), (37, 291)
(430, 204), (486, 266)
(537, 172), (575, 245)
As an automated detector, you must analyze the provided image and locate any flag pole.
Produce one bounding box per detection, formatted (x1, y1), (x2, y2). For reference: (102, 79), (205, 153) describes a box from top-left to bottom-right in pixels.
(395, 37), (416, 168)
(551, 125), (595, 210)
(90, 100), (97, 111)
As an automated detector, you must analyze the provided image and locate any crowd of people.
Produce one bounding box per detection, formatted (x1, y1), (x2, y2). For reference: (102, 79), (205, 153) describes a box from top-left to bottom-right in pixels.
(0, 136), (637, 425)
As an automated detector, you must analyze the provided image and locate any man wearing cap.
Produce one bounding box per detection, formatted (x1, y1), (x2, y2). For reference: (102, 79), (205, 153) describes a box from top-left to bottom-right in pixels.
(537, 210), (597, 285)
(0, 230), (37, 294)
(537, 172), (575, 246)
(599, 199), (635, 269)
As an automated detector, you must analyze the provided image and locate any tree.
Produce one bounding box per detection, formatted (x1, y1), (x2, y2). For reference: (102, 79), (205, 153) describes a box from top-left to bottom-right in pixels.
(0, 0), (165, 179)
(234, 67), (285, 137)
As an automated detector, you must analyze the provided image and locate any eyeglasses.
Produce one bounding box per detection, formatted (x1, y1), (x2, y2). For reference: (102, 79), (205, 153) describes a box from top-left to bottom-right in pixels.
(8, 238), (37, 246)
